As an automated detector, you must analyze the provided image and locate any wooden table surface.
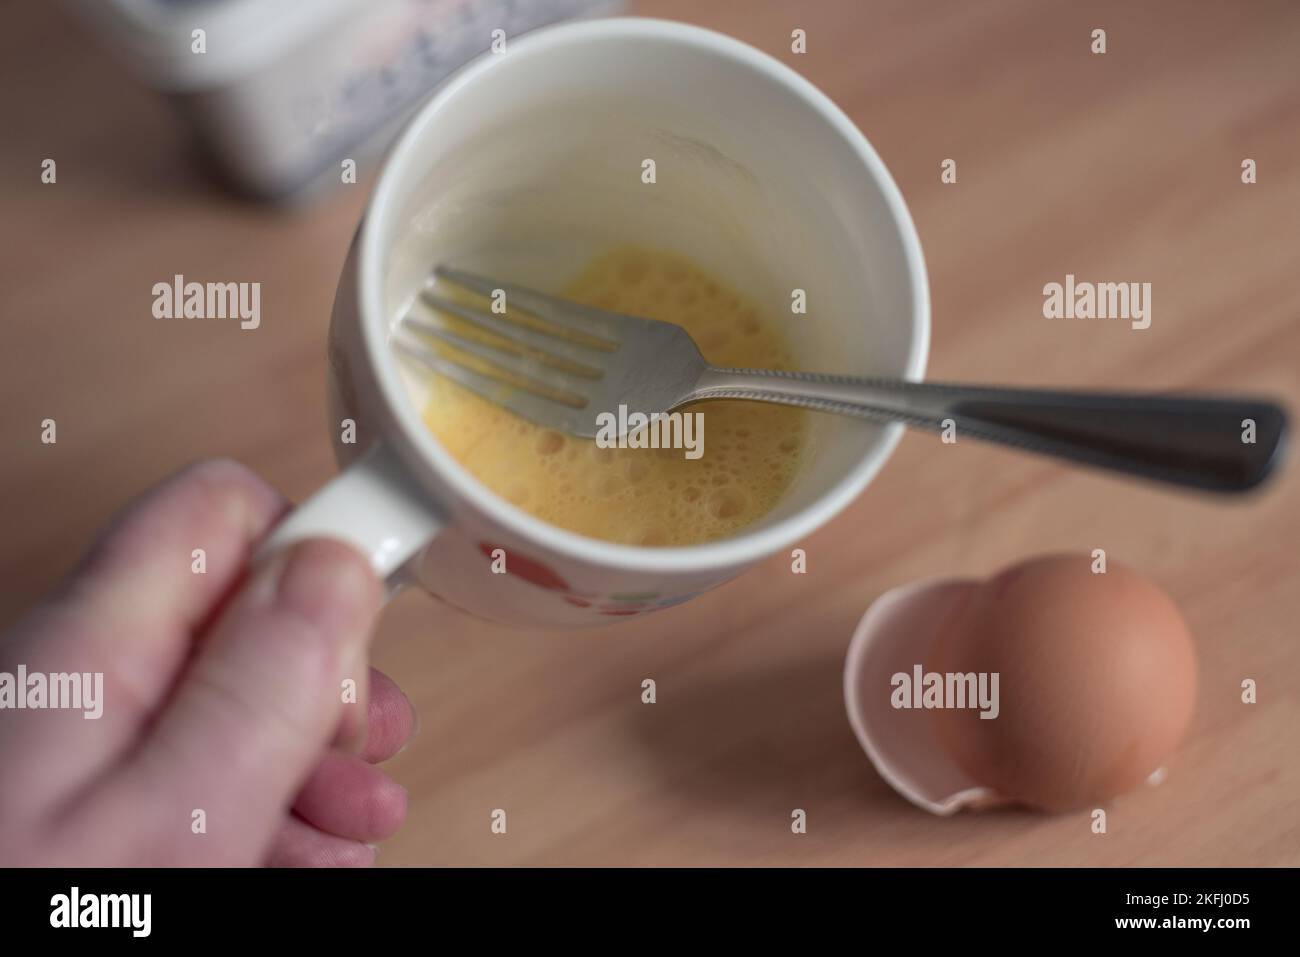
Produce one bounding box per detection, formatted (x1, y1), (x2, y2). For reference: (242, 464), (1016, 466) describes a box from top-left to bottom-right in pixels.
(2, 0), (1297, 866)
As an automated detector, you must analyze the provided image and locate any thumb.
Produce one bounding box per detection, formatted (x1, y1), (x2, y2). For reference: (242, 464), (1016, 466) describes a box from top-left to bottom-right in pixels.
(105, 539), (383, 865)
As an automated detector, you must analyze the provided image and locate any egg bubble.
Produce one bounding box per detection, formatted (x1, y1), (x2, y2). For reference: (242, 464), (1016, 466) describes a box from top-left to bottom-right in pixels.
(536, 431), (564, 455)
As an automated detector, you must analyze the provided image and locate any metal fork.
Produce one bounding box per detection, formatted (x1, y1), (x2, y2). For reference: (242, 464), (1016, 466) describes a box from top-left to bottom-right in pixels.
(395, 266), (1288, 493)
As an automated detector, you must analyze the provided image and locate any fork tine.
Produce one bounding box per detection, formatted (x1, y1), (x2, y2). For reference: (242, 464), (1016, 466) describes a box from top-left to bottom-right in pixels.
(432, 265), (621, 345)
(419, 292), (609, 370)
(403, 317), (594, 399)
(395, 338), (587, 423)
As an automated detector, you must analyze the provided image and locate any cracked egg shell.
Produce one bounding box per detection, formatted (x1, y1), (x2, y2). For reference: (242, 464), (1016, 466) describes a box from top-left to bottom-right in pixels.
(843, 577), (996, 815)
(844, 557), (1198, 815)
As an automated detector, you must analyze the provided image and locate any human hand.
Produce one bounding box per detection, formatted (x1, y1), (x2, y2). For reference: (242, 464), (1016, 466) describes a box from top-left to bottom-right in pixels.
(0, 459), (413, 866)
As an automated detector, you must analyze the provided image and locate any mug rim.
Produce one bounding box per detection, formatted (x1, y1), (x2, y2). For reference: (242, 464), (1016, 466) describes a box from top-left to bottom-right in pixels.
(358, 16), (930, 574)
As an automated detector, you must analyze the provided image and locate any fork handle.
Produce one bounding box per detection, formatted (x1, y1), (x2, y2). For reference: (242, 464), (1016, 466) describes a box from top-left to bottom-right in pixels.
(691, 368), (1289, 493)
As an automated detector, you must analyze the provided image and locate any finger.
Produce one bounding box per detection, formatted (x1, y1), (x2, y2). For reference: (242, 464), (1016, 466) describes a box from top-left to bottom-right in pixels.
(292, 750), (408, 843)
(360, 667), (418, 764)
(264, 814), (377, 868)
(57, 457), (287, 638)
(103, 538), (384, 865)
(0, 459), (287, 816)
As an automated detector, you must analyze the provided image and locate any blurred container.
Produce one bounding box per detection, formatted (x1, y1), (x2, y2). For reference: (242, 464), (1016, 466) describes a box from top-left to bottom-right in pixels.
(66, 0), (622, 198)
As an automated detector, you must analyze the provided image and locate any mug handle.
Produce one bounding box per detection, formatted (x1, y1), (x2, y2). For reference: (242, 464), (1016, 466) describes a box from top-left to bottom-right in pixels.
(259, 444), (444, 595)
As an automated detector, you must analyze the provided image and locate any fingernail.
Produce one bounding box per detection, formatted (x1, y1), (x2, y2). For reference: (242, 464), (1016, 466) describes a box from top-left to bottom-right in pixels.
(395, 693), (420, 756)
(275, 540), (381, 638)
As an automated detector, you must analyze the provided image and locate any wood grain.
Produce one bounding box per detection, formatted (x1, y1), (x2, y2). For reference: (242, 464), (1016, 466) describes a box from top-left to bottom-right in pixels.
(0, 0), (1296, 866)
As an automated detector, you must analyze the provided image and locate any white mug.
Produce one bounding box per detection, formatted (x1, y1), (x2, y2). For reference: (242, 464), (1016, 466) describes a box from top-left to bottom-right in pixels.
(265, 17), (930, 626)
